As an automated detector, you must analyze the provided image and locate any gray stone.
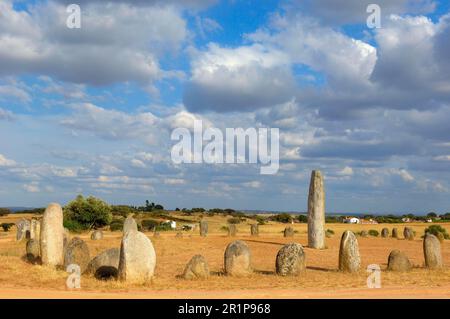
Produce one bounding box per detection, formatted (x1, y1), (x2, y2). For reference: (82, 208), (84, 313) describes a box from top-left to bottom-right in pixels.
(307, 170), (326, 249)
(339, 231), (361, 273)
(64, 237), (90, 274)
(90, 230), (103, 240)
(16, 219), (30, 241)
(228, 224), (237, 237)
(404, 227), (414, 240)
(392, 228), (399, 238)
(387, 250), (412, 271)
(182, 255), (210, 280)
(87, 248), (120, 280)
(381, 228), (389, 238)
(26, 239), (40, 264)
(40, 203), (64, 266)
(30, 219), (41, 241)
(118, 230), (156, 283)
(123, 216), (138, 234)
(423, 234), (443, 269)
(284, 226), (294, 238)
(199, 220), (208, 237)
(224, 240), (252, 276)
(360, 230), (368, 238)
(276, 243), (306, 276)
(250, 224), (259, 237)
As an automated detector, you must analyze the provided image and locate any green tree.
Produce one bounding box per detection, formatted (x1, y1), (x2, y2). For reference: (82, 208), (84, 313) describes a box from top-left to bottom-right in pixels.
(297, 215), (308, 223)
(427, 212), (437, 218)
(64, 195), (112, 230)
(0, 208), (12, 216)
(1, 223), (14, 232)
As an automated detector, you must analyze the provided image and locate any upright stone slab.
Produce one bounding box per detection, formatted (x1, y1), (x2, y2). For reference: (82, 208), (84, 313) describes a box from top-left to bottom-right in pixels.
(64, 237), (90, 274)
(381, 228), (389, 238)
(339, 230), (360, 273)
(182, 255), (210, 280)
(224, 240), (252, 276)
(392, 228), (399, 238)
(228, 224), (237, 237)
(360, 230), (368, 238)
(30, 219), (41, 241)
(276, 243), (306, 276)
(123, 216), (138, 234)
(387, 250), (412, 271)
(404, 227), (414, 240)
(16, 219), (30, 241)
(423, 234), (443, 269)
(284, 226), (294, 238)
(40, 203), (64, 267)
(118, 230), (156, 283)
(307, 170), (325, 249)
(250, 224), (259, 237)
(199, 220), (208, 237)
(26, 239), (40, 264)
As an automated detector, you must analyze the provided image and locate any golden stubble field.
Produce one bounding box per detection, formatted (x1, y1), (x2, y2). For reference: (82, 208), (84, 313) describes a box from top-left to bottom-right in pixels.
(0, 213), (449, 299)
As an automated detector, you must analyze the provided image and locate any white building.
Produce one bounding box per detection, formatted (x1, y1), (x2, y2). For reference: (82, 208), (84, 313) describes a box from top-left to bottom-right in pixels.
(343, 217), (360, 224)
(165, 220), (177, 229)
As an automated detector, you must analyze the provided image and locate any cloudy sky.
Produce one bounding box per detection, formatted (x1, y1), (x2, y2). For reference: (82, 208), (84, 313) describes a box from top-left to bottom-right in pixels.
(0, 0), (449, 213)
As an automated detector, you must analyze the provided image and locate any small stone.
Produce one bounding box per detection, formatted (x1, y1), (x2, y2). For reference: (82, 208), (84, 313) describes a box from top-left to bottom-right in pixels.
(404, 227), (414, 240)
(387, 250), (412, 271)
(16, 219), (30, 242)
(90, 230), (103, 240)
(224, 240), (252, 277)
(360, 230), (368, 238)
(228, 224), (237, 237)
(30, 219), (41, 241)
(276, 243), (306, 276)
(182, 255), (210, 280)
(392, 228), (399, 238)
(64, 237), (90, 274)
(123, 216), (138, 234)
(250, 224), (259, 237)
(284, 226), (294, 238)
(423, 233), (443, 269)
(87, 248), (120, 280)
(339, 231), (361, 273)
(381, 228), (389, 238)
(118, 230), (156, 283)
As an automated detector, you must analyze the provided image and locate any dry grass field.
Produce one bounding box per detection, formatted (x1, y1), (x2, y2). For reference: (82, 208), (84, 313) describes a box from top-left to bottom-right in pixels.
(0, 213), (449, 299)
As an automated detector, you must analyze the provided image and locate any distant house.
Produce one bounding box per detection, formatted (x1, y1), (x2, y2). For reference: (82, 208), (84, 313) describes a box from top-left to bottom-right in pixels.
(426, 219), (433, 223)
(360, 218), (378, 225)
(164, 220), (177, 229)
(402, 217), (411, 223)
(343, 217), (360, 224)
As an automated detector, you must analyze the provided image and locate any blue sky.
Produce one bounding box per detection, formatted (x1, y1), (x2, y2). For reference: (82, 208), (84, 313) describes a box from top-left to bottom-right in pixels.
(0, 0), (450, 213)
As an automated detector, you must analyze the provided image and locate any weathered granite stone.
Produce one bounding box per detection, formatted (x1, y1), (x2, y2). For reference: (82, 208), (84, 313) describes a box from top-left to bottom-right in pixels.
(87, 248), (120, 280)
(224, 240), (252, 276)
(182, 255), (210, 280)
(250, 224), (259, 237)
(40, 203), (64, 267)
(90, 230), (103, 240)
(199, 220), (208, 237)
(423, 233), (443, 269)
(64, 237), (90, 274)
(339, 231), (361, 273)
(284, 226), (294, 238)
(275, 243), (306, 276)
(307, 170), (326, 249)
(387, 250), (412, 271)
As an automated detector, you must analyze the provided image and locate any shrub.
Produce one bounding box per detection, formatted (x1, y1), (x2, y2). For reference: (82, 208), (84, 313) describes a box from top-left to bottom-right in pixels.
(1, 223), (14, 232)
(271, 213), (293, 224)
(63, 219), (84, 233)
(424, 225), (450, 240)
(110, 219), (124, 232)
(141, 219), (159, 231)
(0, 208), (12, 216)
(155, 223), (172, 231)
(256, 216), (267, 225)
(64, 195), (112, 230)
(368, 229), (379, 237)
(227, 217), (242, 224)
(326, 229), (335, 235)
(297, 215), (307, 223)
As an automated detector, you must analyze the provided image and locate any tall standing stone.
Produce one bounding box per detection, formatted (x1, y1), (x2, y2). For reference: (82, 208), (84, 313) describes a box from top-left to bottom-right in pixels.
(381, 228), (389, 238)
(307, 170), (325, 249)
(123, 216), (138, 234)
(224, 240), (252, 276)
(199, 220), (208, 237)
(118, 230), (156, 283)
(276, 243), (306, 276)
(423, 234), (443, 269)
(40, 203), (64, 267)
(228, 224), (237, 237)
(16, 219), (30, 241)
(30, 219), (41, 241)
(404, 227), (414, 240)
(392, 228), (399, 238)
(339, 230), (361, 273)
(250, 224), (259, 237)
